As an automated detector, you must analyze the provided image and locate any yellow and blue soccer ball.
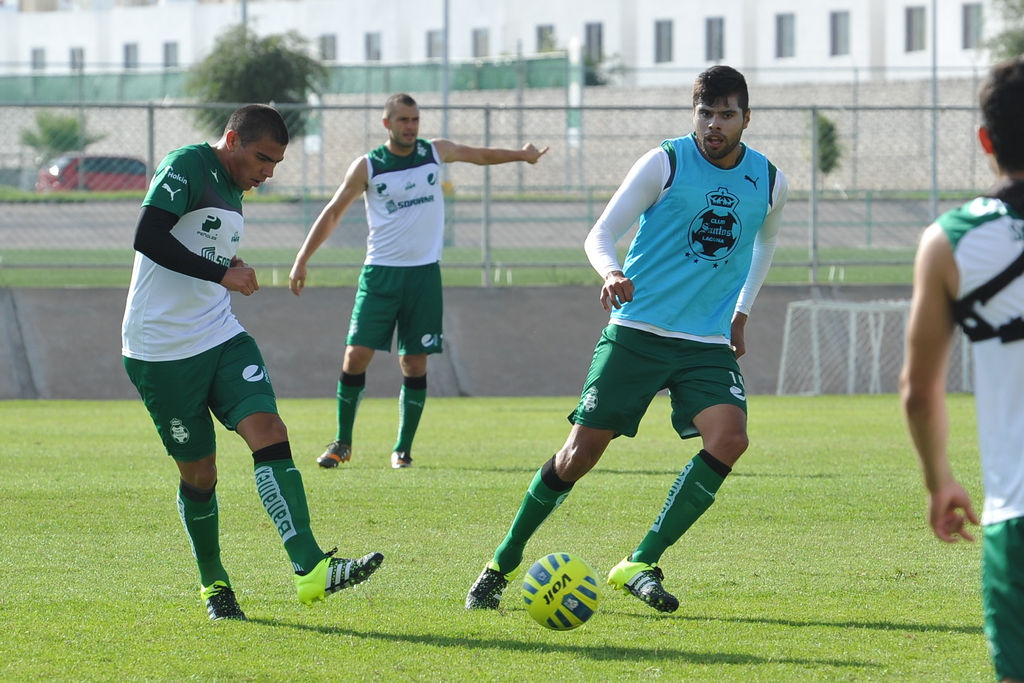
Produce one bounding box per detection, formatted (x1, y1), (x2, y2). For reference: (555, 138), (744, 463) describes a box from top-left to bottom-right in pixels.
(522, 552), (600, 630)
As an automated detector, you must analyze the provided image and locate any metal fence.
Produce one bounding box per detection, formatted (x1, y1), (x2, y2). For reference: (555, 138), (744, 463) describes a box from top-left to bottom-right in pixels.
(0, 100), (989, 285)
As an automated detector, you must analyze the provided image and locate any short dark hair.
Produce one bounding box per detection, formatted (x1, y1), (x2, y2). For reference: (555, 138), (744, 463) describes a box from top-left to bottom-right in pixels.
(225, 104), (289, 147)
(980, 57), (1024, 172)
(384, 92), (418, 119)
(692, 65), (749, 112)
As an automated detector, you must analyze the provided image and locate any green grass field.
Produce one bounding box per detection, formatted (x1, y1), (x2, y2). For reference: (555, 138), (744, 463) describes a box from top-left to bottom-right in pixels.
(1, 395), (990, 681)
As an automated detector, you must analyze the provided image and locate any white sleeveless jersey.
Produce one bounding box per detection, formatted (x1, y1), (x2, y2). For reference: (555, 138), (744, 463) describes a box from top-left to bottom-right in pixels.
(940, 196), (1024, 525)
(362, 139), (445, 266)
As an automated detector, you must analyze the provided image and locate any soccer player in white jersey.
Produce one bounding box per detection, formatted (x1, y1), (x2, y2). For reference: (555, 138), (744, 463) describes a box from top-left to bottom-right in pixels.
(122, 104), (383, 621)
(289, 93), (547, 470)
(901, 57), (1024, 683)
(466, 65), (788, 612)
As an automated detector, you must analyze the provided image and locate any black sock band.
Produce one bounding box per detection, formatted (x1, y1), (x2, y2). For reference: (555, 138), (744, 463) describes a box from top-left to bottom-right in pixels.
(179, 478), (215, 502)
(341, 372), (366, 387)
(403, 374), (427, 390)
(698, 449), (732, 477)
(252, 441), (292, 464)
(540, 456), (574, 492)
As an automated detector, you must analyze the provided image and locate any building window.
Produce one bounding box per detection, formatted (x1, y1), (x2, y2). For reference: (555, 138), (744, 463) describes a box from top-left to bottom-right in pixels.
(537, 24), (556, 52)
(962, 3), (983, 49)
(830, 11), (850, 56)
(775, 13), (795, 58)
(318, 34), (336, 62)
(585, 22), (603, 63)
(123, 42), (139, 70)
(472, 28), (489, 58)
(705, 17), (724, 61)
(70, 46), (84, 71)
(427, 29), (444, 59)
(365, 32), (381, 62)
(654, 19), (673, 63)
(30, 47), (45, 72)
(906, 6), (926, 52)
(163, 41), (179, 68)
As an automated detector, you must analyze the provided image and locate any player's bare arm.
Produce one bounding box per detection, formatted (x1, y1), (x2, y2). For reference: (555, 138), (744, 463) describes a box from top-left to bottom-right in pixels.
(289, 156), (369, 295)
(900, 223), (978, 542)
(730, 312), (748, 358)
(433, 139), (549, 165)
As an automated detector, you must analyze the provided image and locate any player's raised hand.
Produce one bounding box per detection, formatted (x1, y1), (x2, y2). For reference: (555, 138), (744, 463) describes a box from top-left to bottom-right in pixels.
(522, 143), (549, 164)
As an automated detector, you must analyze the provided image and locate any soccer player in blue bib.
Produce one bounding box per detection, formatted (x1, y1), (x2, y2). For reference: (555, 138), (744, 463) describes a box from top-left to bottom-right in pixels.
(902, 57), (1024, 682)
(467, 66), (788, 612)
(122, 105), (383, 620)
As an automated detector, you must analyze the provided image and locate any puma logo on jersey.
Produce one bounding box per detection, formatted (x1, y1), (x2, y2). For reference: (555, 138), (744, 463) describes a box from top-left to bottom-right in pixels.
(744, 175), (759, 189)
(161, 183), (181, 201)
(210, 169), (219, 182)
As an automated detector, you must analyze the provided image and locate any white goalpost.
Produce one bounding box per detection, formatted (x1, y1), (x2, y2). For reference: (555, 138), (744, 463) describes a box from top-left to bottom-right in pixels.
(776, 299), (974, 395)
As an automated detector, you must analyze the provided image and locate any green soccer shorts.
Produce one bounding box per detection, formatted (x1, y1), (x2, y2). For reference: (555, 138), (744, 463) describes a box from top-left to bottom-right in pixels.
(982, 516), (1024, 681)
(123, 332), (278, 462)
(347, 263), (444, 355)
(568, 324), (747, 439)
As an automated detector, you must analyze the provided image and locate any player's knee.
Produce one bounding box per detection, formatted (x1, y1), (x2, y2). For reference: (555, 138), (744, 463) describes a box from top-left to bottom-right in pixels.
(179, 459), (217, 490)
(705, 431), (748, 464)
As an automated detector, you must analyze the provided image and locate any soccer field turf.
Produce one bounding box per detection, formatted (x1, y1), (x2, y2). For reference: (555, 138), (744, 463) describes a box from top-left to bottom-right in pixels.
(1, 395), (991, 681)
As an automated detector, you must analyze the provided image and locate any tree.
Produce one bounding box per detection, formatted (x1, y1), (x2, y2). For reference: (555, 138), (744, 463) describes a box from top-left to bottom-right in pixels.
(185, 25), (327, 137)
(988, 0), (1024, 59)
(816, 113), (841, 178)
(19, 111), (105, 163)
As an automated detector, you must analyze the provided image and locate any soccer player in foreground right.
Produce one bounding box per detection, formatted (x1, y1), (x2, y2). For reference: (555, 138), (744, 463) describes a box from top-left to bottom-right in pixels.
(467, 65), (787, 613)
(901, 56), (1024, 683)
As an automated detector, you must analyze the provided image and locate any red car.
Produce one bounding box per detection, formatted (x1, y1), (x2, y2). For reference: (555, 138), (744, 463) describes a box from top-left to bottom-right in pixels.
(36, 154), (148, 192)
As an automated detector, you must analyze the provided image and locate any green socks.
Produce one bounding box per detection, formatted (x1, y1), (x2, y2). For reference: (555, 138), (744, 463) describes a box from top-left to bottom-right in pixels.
(177, 480), (229, 587)
(394, 375), (427, 454)
(631, 450), (730, 566)
(493, 458), (574, 574)
(336, 372), (365, 444)
(253, 442), (325, 574)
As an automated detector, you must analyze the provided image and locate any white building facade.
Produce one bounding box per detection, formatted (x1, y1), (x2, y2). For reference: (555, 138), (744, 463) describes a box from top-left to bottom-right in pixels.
(0, 0), (999, 85)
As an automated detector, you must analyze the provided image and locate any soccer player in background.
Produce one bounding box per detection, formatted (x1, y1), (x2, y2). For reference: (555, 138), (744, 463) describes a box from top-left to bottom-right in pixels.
(901, 57), (1024, 683)
(466, 65), (788, 612)
(288, 92), (547, 470)
(122, 104), (383, 621)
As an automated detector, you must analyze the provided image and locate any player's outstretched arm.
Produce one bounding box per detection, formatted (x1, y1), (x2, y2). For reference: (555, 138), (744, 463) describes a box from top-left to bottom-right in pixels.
(289, 156), (368, 296)
(434, 139), (549, 166)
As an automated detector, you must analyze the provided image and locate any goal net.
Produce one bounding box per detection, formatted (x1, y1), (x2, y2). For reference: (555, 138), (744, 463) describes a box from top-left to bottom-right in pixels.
(776, 299), (974, 395)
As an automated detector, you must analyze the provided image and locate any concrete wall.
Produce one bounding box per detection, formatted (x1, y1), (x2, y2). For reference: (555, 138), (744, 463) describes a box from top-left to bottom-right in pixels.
(0, 283), (913, 400)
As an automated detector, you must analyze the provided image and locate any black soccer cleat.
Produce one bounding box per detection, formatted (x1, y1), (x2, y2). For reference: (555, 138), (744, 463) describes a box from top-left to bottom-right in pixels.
(465, 562), (513, 610)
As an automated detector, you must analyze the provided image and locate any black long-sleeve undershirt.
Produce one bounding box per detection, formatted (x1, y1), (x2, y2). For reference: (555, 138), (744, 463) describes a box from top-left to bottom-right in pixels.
(132, 205), (228, 283)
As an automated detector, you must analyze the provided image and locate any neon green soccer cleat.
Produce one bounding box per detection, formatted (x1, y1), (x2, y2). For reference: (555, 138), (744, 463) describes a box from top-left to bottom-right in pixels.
(201, 580), (246, 621)
(295, 548), (384, 605)
(607, 557), (679, 613)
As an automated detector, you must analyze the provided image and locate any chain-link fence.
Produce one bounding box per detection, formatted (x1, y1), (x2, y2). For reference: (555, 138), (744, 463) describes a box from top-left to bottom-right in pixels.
(0, 100), (988, 287)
